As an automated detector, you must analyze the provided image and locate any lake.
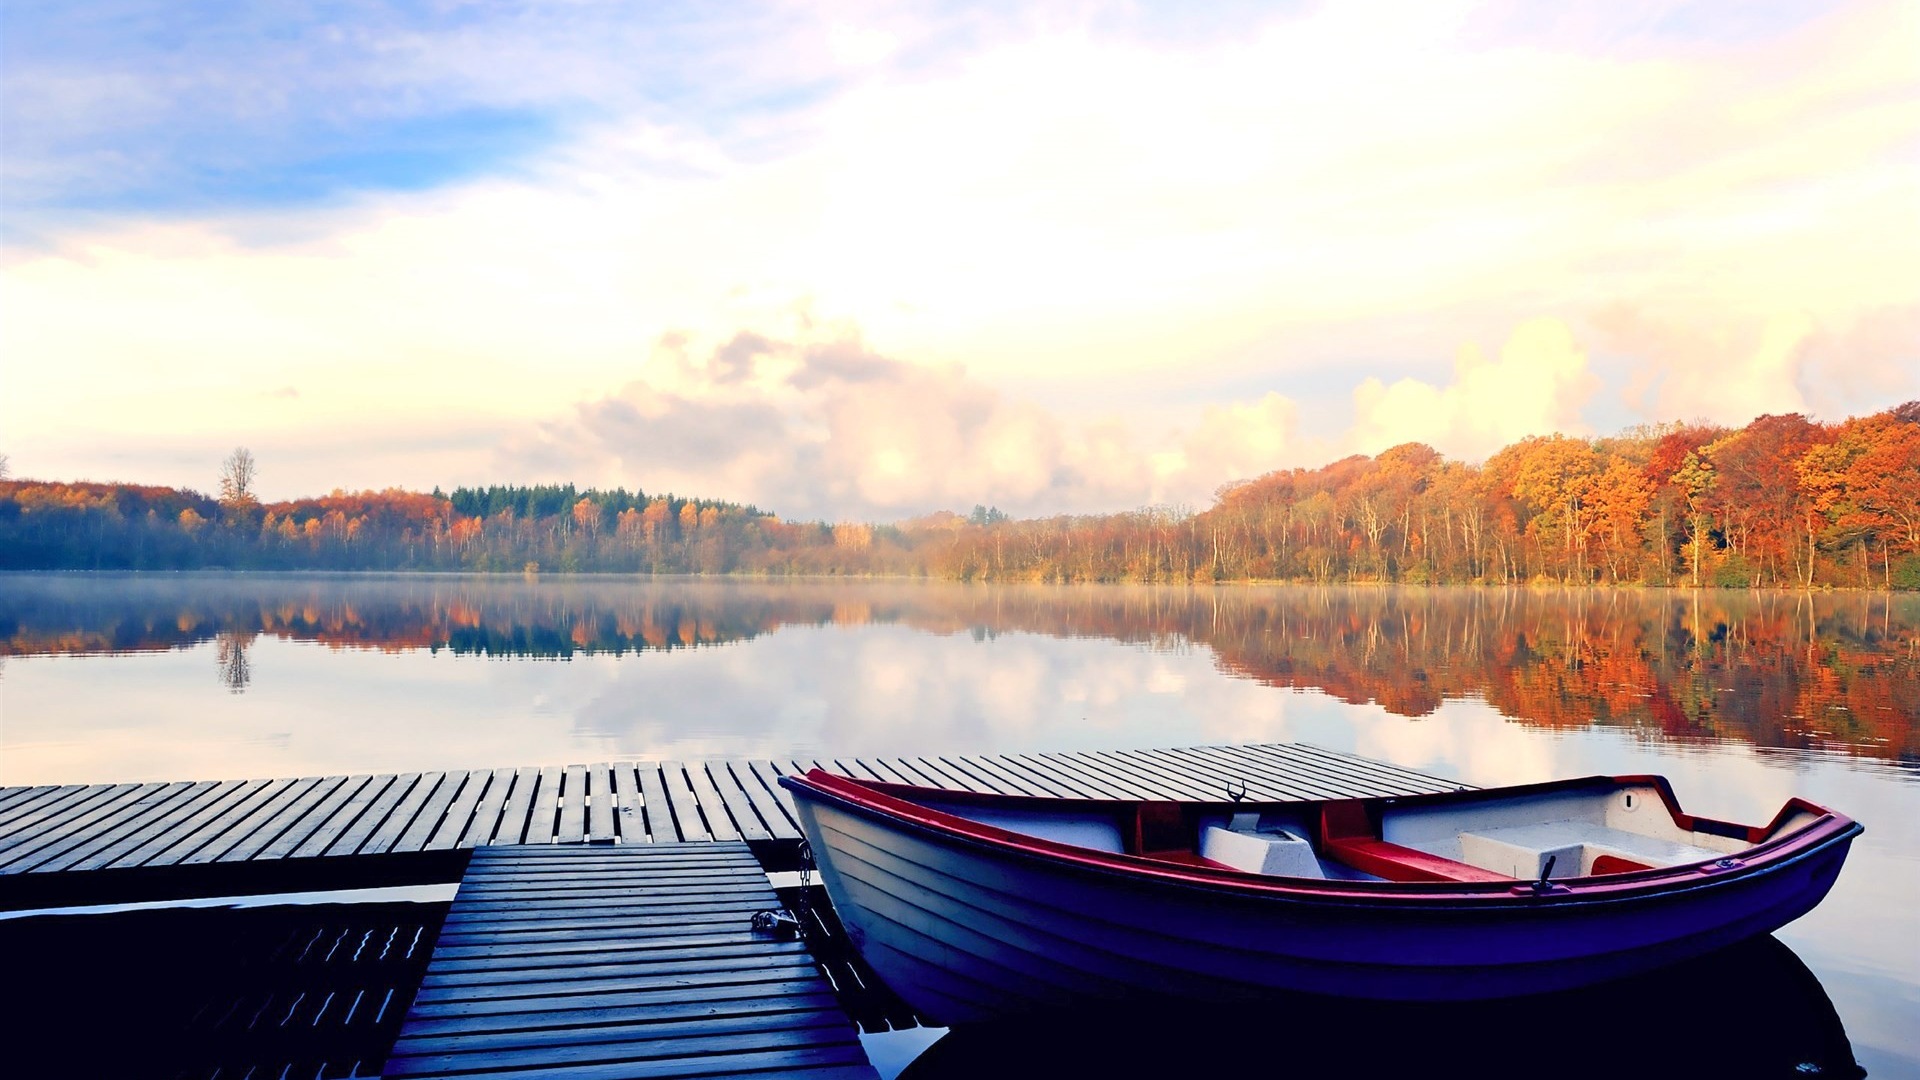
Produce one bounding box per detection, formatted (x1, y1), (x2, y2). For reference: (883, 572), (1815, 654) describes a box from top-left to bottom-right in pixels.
(2, 573), (1916, 1074)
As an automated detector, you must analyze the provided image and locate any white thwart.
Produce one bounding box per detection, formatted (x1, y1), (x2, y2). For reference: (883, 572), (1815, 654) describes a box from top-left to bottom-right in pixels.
(1458, 821), (1725, 878)
(1200, 822), (1326, 877)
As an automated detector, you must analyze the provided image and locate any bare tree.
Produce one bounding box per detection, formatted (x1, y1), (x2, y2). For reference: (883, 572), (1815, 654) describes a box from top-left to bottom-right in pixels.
(219, 447), (258, 508)
(0, 452), (10, 480)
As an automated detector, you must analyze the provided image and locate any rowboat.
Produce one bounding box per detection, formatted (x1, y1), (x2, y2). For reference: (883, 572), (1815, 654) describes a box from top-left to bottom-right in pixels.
(779, 769), (1860, 1024)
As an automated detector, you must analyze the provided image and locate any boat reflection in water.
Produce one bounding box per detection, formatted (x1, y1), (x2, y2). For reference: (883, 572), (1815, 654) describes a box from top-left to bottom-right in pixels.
(899, 935), (1860, 1080)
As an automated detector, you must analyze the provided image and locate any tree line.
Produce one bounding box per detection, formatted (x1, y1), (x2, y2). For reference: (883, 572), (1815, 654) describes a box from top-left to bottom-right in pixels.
(0, 403), (1914, 587)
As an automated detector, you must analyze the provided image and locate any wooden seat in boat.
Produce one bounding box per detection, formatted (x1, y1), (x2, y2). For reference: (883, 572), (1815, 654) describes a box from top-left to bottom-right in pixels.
(1319, 801), (1511, 884)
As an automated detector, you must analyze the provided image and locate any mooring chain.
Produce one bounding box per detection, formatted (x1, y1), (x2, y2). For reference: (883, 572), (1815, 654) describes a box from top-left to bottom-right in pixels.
(750, 838), (815, 941)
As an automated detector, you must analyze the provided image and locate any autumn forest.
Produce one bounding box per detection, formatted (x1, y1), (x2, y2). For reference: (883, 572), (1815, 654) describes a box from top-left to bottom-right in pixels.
(3, 404), (1917, 588)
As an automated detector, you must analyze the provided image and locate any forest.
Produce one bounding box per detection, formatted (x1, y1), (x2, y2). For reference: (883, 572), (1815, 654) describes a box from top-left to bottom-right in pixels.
(1, 403), (1915, 588)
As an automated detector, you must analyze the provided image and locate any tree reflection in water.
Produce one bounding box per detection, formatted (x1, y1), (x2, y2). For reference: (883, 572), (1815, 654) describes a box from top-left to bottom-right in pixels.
(5, 577), (1912, 762)
(214, 630), (253, 693)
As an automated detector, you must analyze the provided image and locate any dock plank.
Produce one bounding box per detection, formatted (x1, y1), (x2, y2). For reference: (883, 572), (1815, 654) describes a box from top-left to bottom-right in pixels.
(394, 770), (482, 853)
(209, 774), (351, 863)
(0, 781), (172, 871)
(556, 765), (588, 844)
(0, 743), (1469, 885)
(256, 774), (375, 861)
(487, 766), (543, 847)
(732, 762), (801, 840)
(361, 771), (452, 855)
(585, 762), (615, 841)
(523, 767), (562, 845)
(636, 763), (678, 842)
(28, 780), (211, 873)
(428, 768), (497, 850)
(686, 762), (759, 842)
(326, 771), (426, 856)
(294, 773), (399, 858)
(122, 777), (294, 867)
(660, 762), (718, 842)
(386, 842), (877, 1080)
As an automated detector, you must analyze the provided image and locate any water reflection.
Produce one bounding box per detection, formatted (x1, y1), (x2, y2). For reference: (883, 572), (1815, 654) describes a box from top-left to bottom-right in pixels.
(214, 631), (253, 693)
(898, 936), (1860, 1080)
(2, 574), (1913, 762)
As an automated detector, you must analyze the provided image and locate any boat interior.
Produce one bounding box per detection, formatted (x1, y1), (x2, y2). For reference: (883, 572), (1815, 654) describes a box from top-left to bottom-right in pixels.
(909, 782), (1822, 884)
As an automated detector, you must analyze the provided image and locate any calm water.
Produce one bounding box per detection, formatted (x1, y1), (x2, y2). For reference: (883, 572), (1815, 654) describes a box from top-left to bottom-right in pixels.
(2, 573), (1916, 1074)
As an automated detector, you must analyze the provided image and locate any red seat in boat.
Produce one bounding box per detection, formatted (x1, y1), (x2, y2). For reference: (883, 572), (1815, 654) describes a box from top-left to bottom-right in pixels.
(1319, 800), (1511, 884)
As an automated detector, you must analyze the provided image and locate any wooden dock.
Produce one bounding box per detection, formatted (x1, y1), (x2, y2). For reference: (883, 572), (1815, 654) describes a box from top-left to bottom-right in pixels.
(0, 744), (1469, 1074)
(0, 743), (1465, 909)
(384, 842), (878, 1079)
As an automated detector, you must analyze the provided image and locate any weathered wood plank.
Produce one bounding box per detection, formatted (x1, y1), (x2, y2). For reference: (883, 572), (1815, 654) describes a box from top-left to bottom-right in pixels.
(659, 762), (717, 842)
(636, 763), (678, 842)
(428, 768), (497, 849)
(956, 754), (1066, 797)
(1108, 748), (1235, 799)
(584, 762), (614, 841)
(410, 957), (828, 1006)
(176, 775), (327, 864)
(120, 777), (294, 867)
(362, 771), (452, 854)
(1184, 744), (1349, 798)
(256, 774), (375, 861)
(1017, 752), (1144, 799)
(729, 761), (801, 840)
(393, 770), (482, 853)
(388, 842), (875, 1080)
(0, 784), (98, 832)
(1054, 749), (1209, 800)
(685, 761), (758, 842)
(0, 783), (133, 855)
(703, 762), (783, 841)
(606, 763), (641, 842)
(27, 780), (211, 872)
(1287, 741), (1468, 791)
(325, 771), (425, 856)
(487, 766), (543, 846)
(387, 1019), (863, 1077)
(293, 772), (398, 858)
(393, 994), (843, 1047)
(70, 779), (256, 871)
(0, 781), (173, 871)
(556, 764), (588, 844)
(0, 744), (1461, 879)
(400, 976), (833, 1027)
(209, 774), (351, 863)
(523, 767), (563, 845)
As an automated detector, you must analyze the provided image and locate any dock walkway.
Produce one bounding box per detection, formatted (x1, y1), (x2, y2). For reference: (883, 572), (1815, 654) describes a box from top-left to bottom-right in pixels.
(0, 743), (1464, 893)
(384, 842), (877, 1080)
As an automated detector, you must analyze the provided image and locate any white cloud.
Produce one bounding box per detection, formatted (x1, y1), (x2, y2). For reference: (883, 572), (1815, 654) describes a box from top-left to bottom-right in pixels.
(1349, 318), (1600, 461)
(514, 316), (1167, 519)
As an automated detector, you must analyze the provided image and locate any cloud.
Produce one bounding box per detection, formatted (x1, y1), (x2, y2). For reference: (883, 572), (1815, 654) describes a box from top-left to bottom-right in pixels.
(516, 317), (1174, 519)
(1597, 308), (1816, 425)
(1596, 301), (1920, 429)
(1349, 318), (1600, 461)
(1156, 394), (1309, 500)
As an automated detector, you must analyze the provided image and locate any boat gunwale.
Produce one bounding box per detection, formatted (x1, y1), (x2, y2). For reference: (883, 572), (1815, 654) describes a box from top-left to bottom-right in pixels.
(782, 770), (1862, 909)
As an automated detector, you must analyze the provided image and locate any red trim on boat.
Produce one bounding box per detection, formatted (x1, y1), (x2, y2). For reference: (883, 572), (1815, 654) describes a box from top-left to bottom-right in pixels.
(783, 769), (1861, 907)
(1592, 854), (1654, 875)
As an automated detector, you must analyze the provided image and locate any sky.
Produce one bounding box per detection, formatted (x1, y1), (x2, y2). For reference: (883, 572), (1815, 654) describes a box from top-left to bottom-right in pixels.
(3, 0), (1916, 520)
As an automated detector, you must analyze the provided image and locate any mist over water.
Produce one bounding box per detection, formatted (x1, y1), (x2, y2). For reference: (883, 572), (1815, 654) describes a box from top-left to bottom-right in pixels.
(2, 573), (1916, 1073)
